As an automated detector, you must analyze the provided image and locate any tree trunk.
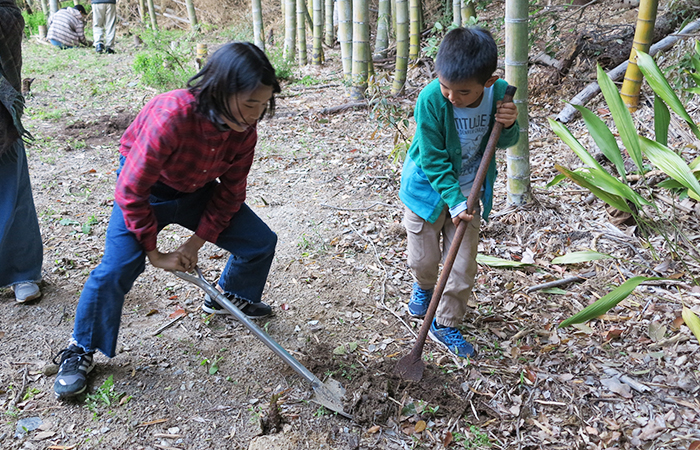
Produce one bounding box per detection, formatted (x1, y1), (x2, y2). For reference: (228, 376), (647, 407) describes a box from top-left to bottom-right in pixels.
(312, 0), (323, 65)
(146, 0), (158, 29)
(452, 0), (460, 26)
(185, 0), (198, 29)
(620, 0), (658, 112)
(297, 0), (308, 65)
(338, 0), (353, 79)
(505, 0), (531, 206)
(374, 0), (390, 58)
(408, 0), (420, 61)
(252, 0), (265, 50)
(284, 0), (296, 61)
(461, 0), (475, 23)
(49, 0), (57, 14)
(350, 0), (368, 99)
(391, 0), (409, 95)
(324, 0), (334, 46)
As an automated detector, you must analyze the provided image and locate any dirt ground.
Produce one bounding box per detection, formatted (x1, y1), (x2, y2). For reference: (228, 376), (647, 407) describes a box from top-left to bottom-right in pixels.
(1, 2), (700, 449)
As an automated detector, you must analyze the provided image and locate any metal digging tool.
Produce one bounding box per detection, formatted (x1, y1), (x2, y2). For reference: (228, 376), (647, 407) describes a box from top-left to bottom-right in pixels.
(172, 267), (352, 419)
(394, 85), (517, 382)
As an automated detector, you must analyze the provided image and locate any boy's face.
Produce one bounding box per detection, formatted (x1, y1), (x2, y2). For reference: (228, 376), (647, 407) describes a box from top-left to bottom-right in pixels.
(438, 76), (498, 108)
(223, 84), (274, 132)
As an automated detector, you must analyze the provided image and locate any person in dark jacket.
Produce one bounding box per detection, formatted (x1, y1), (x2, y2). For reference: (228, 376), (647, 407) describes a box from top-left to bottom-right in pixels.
(0, 0), (43, 303)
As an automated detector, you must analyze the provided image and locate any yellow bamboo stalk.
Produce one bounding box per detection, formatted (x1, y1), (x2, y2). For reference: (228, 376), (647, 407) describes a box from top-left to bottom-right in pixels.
(391, 0), (408, 95)
(408, 0), (420, 61)
(351, 0), (369, 99)
(297, 0), (308, 65)
(620, 0), (659, 112)
(284, 0), (296, 61)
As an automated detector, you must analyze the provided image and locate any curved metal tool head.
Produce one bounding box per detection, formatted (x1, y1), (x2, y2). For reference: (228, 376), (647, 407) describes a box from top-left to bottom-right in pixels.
(394, 354), (424, 382)
(311, 378), (352, 419)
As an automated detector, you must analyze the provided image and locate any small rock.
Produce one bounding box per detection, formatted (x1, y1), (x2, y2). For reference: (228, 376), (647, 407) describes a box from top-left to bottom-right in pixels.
(42, 364), (59, 377)
(15, 417), (42, 438)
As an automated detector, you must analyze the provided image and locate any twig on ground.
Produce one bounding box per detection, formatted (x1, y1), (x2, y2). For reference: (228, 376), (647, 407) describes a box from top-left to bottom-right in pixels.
(321, 202), (395, 211)
(151, 314), (186, 336)
(9, 366), (28, 408)
(526, 271), (596, 293)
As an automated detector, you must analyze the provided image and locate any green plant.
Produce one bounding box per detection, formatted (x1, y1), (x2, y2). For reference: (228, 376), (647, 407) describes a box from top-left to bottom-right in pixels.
(85, 375), (129, 415)
(21, 10), (46, 37)
(453, 425), (491, 448)
(265, 46), (295, 81)
(22, 387), (41, 401)
(367, 83), (413, 163)
(132, 30), (196, 92)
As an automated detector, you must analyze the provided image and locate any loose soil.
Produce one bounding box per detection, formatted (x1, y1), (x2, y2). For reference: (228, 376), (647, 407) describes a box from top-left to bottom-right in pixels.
(1, 2), (700, 450)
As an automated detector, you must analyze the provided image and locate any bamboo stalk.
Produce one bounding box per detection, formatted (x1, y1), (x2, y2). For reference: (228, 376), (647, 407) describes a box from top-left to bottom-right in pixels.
(312, 0), (323, 65)
(620, 0), (659, 112)
(324, 0), (334, 46)
(351, 0), (369, 99)
(284, 0), (296, 61)
(338, 0), (353, 79)
(461, 0), (475, 23)
(408, 0), (420, 61)
(391, 0), (408, 95)
(374, 0), (390, 58)
(185, 0), (198, 29)
(505, 0), (531, 206)
(452, 0), (460, 26)
(252, 0), (265, 50)
(297, 0), (308, 65)
(146, 0), (158, 29)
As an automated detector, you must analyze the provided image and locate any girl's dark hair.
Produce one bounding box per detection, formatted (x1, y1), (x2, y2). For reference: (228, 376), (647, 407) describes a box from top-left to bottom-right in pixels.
(73, 4), (87, 14)
(434, 27), (497, 85)
(188, 42), (281, 126)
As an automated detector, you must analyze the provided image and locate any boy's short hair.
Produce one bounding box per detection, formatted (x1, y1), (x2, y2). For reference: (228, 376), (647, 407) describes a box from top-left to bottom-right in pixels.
(73, 4), (87, 15)
(434, 27), (497, 85)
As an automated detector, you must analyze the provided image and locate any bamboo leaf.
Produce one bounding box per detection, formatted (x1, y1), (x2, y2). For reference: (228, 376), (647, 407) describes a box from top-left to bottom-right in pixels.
(555, 165), (632, 212)
(547, 173), (568, 187)
(636, 51), (700, 139)
(476, 254), (531, 268)
(559, 276), (661, 328)
(640, 136), (700, 198)
(597, 64), (645, 173)
(682, 307), (700, 344)
(549, 119), (604, 170)
(654, 94), (670, 146)
(574, 168), (650, 207)
(572, 105), (626, 180)
(541, 287), (569, 295)
(551, 251), (612, 264)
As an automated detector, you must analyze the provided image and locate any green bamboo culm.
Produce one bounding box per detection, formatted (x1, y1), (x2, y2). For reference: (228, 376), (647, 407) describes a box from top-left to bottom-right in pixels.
(312, 0), (323, 65)
(324, 0), (334, 46)
(461, 0), (476, 23)
(252, 0), (265, 50)
(338, 0), (353, 79)
(284, 0), (296, 61)
(297, 0), (308, 65)
(49, 0), (57, 14)
(185, 0), (198, 29)
(408, 0), (420, 61)
(138, 0), (147, 23)
(146, 0), (158, 29)
(620, 0), (659, 112)
(391, 0), (409, 95)
(504, 0), (531, 206)
(350, 0), (369, 99)
(374, 0), (390, 58)
(452, 0), (460, 26)
(559, 276), (660, 328)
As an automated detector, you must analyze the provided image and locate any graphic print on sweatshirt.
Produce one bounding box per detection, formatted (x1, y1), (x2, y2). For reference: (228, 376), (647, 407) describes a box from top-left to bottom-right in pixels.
(453, 85), (494, 195)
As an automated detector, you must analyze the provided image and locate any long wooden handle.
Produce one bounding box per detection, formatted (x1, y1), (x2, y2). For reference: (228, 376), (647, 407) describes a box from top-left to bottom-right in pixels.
(407, 85), (517, 359)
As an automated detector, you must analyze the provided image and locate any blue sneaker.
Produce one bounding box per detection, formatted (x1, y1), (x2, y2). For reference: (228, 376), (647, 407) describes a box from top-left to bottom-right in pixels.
(408, 282), (433, 317)
(429, 320), (474, 358)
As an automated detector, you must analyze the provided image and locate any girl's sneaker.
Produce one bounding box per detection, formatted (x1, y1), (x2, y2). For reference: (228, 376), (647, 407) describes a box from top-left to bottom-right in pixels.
(202, 293), (272, 319)
(408, 282), (433, 317)
(428, 319), (475, 358)
(53, 345), (95, 399)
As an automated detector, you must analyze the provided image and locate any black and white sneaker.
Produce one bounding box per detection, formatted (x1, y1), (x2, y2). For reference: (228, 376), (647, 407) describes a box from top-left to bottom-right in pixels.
(53, 344), (95, 399)
(202, 293), (272, 319)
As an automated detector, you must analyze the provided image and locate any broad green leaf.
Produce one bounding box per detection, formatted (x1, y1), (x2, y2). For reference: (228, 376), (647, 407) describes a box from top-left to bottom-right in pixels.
(654, 94), (670, 146)
(597, 64), (645, 173)
(559, 276), (661, 328)
(640, 136), (700, 199)
(686, 87), (700, 95)
(551, 250), (612, 264)
(572, 105), (626, 180)
(555, 165), (632, 213)
(541, 287), (569, 295)
(547, 173), (568, 187)
(690, 156), (700, 170)
(636, 51), (700, 139)
(476, 254), (531, 267)
(682, 307), (700, 344)
(574, 168), (650, 208)
(549, 119), (604, 170)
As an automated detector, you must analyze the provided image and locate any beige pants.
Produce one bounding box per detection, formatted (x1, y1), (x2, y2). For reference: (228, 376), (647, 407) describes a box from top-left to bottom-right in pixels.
(92, 3), (117, 49)
(404, 205), (480, 328)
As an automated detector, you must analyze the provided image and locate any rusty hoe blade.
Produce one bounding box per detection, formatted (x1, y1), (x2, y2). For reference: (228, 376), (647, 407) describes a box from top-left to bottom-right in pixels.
(172, 268), (353, 420)
(394, 86), (517, 381)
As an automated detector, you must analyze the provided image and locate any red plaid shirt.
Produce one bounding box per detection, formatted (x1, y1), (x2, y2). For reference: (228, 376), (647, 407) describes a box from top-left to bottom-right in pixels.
(116, 89), (257, 252)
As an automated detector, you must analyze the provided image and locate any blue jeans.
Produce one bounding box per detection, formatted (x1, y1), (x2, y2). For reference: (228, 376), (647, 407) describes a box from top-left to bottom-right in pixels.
(49, 39), (74, 49)
(72, 156), (277, 357)
(0, 140), (43, 288)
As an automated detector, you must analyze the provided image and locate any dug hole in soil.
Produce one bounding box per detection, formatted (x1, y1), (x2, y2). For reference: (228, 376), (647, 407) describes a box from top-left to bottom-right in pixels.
(2, 2), (700, 449)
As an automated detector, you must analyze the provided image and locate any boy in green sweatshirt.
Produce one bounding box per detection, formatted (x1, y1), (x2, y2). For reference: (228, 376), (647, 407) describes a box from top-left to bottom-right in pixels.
(399, 27), (520, 357)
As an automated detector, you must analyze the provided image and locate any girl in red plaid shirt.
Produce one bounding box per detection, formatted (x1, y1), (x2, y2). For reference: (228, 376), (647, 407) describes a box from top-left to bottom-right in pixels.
(53, 42), (281, 399)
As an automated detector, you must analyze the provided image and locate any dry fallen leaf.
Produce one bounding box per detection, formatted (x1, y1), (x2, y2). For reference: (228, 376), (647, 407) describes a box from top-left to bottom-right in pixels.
(443, 431), (453, 446)
(600, 377), (633, 399)
(414, 420), (426, 433)
(689, 440), (700, 450)
(169, 306), (187, 319)
(367, 425), (380, 434)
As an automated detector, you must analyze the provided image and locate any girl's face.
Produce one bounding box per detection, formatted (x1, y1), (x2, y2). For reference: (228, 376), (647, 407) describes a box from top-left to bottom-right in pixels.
(223, 84), (274, 132)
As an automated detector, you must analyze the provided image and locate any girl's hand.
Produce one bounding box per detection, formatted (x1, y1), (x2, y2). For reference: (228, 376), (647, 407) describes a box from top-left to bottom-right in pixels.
(495, 100), (518, 128)
(452, 210), (474, 227)
(146, 249), (190, 272)
(175, 235), (206, 271)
